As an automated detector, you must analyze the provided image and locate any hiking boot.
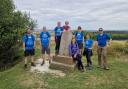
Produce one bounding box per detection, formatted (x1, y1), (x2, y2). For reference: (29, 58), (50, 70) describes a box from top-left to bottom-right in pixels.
(24, 64), (27, 69)
(31, 62), (36, 67)
(41, 61), (45, 66)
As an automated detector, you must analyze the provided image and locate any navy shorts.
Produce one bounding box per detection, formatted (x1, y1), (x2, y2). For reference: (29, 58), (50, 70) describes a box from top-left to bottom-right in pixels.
(24, 49), (35, 57)
(42, 46), (50, 54)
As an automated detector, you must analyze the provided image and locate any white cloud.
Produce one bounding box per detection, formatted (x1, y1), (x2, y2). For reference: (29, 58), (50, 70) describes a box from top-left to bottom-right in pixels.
(13, 0), (128, 30)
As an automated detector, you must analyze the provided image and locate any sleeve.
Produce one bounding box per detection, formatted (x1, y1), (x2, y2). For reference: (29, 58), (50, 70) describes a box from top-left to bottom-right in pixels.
(22, 35), (26, 43)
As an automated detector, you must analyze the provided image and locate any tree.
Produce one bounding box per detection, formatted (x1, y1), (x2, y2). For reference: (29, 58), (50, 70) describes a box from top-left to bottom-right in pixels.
(0, 0), (36, 68)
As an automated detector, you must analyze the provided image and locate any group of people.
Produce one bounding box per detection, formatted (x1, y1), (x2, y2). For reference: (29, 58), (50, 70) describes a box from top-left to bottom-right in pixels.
(22, 21), (112, 72)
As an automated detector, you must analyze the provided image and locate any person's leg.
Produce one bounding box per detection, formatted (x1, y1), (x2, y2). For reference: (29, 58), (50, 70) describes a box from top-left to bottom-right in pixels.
(55, 37), (58, 55)
(57, 37), (61, 54)
(46, 47), (52, 64)
(86, 50), (92, 70)
(78, 43), (83, 55)
(24, 50), (29, 68)
(103, 48), (109, 70)
(85, 53), (90, 67)
(30, 49), (35, 66)
(41, 47), (46, 65)
(76, 54), (84, 71)
(72, 55), (78, 68)
(24, 57), (28, 68)
(97, 48), (102, 67)
(55, 37), (61, 55)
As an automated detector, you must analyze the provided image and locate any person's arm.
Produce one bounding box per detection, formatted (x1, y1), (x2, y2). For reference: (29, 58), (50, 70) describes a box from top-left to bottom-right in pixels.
(22, 36), (26, 51)
(107, 34), (112, 46)
(33, 35), (36, 49)
(48, 37), (51, 48)
(75, 43), (80, 57)
(94, 34), (98, 47)
(23, 43), (25, 51)
(39, 33), (42, 49)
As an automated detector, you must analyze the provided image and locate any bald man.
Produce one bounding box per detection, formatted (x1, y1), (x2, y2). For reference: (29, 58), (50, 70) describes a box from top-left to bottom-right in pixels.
(54, 21), (63, 55)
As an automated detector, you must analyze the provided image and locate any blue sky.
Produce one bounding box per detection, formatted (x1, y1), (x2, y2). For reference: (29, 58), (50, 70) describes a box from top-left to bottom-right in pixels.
(14, 0), (128, 30)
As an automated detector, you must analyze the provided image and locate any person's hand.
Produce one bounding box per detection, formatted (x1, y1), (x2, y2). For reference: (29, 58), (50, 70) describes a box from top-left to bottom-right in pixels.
(74, 54), (77, 58)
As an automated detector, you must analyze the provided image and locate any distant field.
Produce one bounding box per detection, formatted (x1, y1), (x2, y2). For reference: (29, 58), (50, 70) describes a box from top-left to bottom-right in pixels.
(34, 30), (128, 40)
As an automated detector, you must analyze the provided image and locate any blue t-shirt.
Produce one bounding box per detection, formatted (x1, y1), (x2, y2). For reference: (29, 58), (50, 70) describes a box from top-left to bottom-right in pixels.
(40, 32), (51, 47)
(84, 39), (93, 49)
(22, 34), (35, 50)
(75, 32), (84, 44)
(96, 33), (110, 47)
(54, 27), (63, 37)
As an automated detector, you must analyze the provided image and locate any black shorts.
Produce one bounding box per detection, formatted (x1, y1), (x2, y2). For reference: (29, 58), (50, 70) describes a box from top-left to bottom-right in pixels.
(42, 46), (50, 54)
(83, 48), (93, 56)
(78, 43), (83, 49)
(24, 49), (35, 57)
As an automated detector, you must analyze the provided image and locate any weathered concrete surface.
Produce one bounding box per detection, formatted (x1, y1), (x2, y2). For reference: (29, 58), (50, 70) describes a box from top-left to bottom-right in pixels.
(31, 58), (65, 77)
(50, 56), (75, 72)
(50, 61), (75, 72)
(52, 56), (74, 65)
(59, 31), (72, 56)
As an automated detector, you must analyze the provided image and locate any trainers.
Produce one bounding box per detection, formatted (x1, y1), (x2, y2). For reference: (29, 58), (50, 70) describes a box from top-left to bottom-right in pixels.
(31, 62), (36, 67)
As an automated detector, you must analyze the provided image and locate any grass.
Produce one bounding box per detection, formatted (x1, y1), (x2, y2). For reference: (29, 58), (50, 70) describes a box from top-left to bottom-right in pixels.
(0, 41), (128, 89)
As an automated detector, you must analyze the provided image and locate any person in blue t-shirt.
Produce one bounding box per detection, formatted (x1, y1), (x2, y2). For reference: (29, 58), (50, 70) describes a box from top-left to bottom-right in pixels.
(40, 26), (51, 65)
(74, 26), (84, 55)
(22, 28), (36, 68)
(83, 33), (93, 70)
(96, 28), (112, 70)
(69, 37), (84, 72)
(54, 21), (63, 55)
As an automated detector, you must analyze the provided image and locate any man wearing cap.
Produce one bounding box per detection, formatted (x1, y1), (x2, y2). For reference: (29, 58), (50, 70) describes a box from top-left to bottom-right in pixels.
(96, 28), (112, 70)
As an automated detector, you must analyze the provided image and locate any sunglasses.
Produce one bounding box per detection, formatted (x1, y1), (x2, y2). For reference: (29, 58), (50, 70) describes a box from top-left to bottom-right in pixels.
(99, 30), (103, 31)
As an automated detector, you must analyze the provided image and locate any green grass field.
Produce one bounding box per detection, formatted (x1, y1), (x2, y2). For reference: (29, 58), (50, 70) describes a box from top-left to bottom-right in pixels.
(0, 41), (128, 89)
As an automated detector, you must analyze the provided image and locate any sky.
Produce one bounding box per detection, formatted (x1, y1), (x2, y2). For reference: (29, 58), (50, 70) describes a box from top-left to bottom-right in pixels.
(13, 0), (128, 30)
